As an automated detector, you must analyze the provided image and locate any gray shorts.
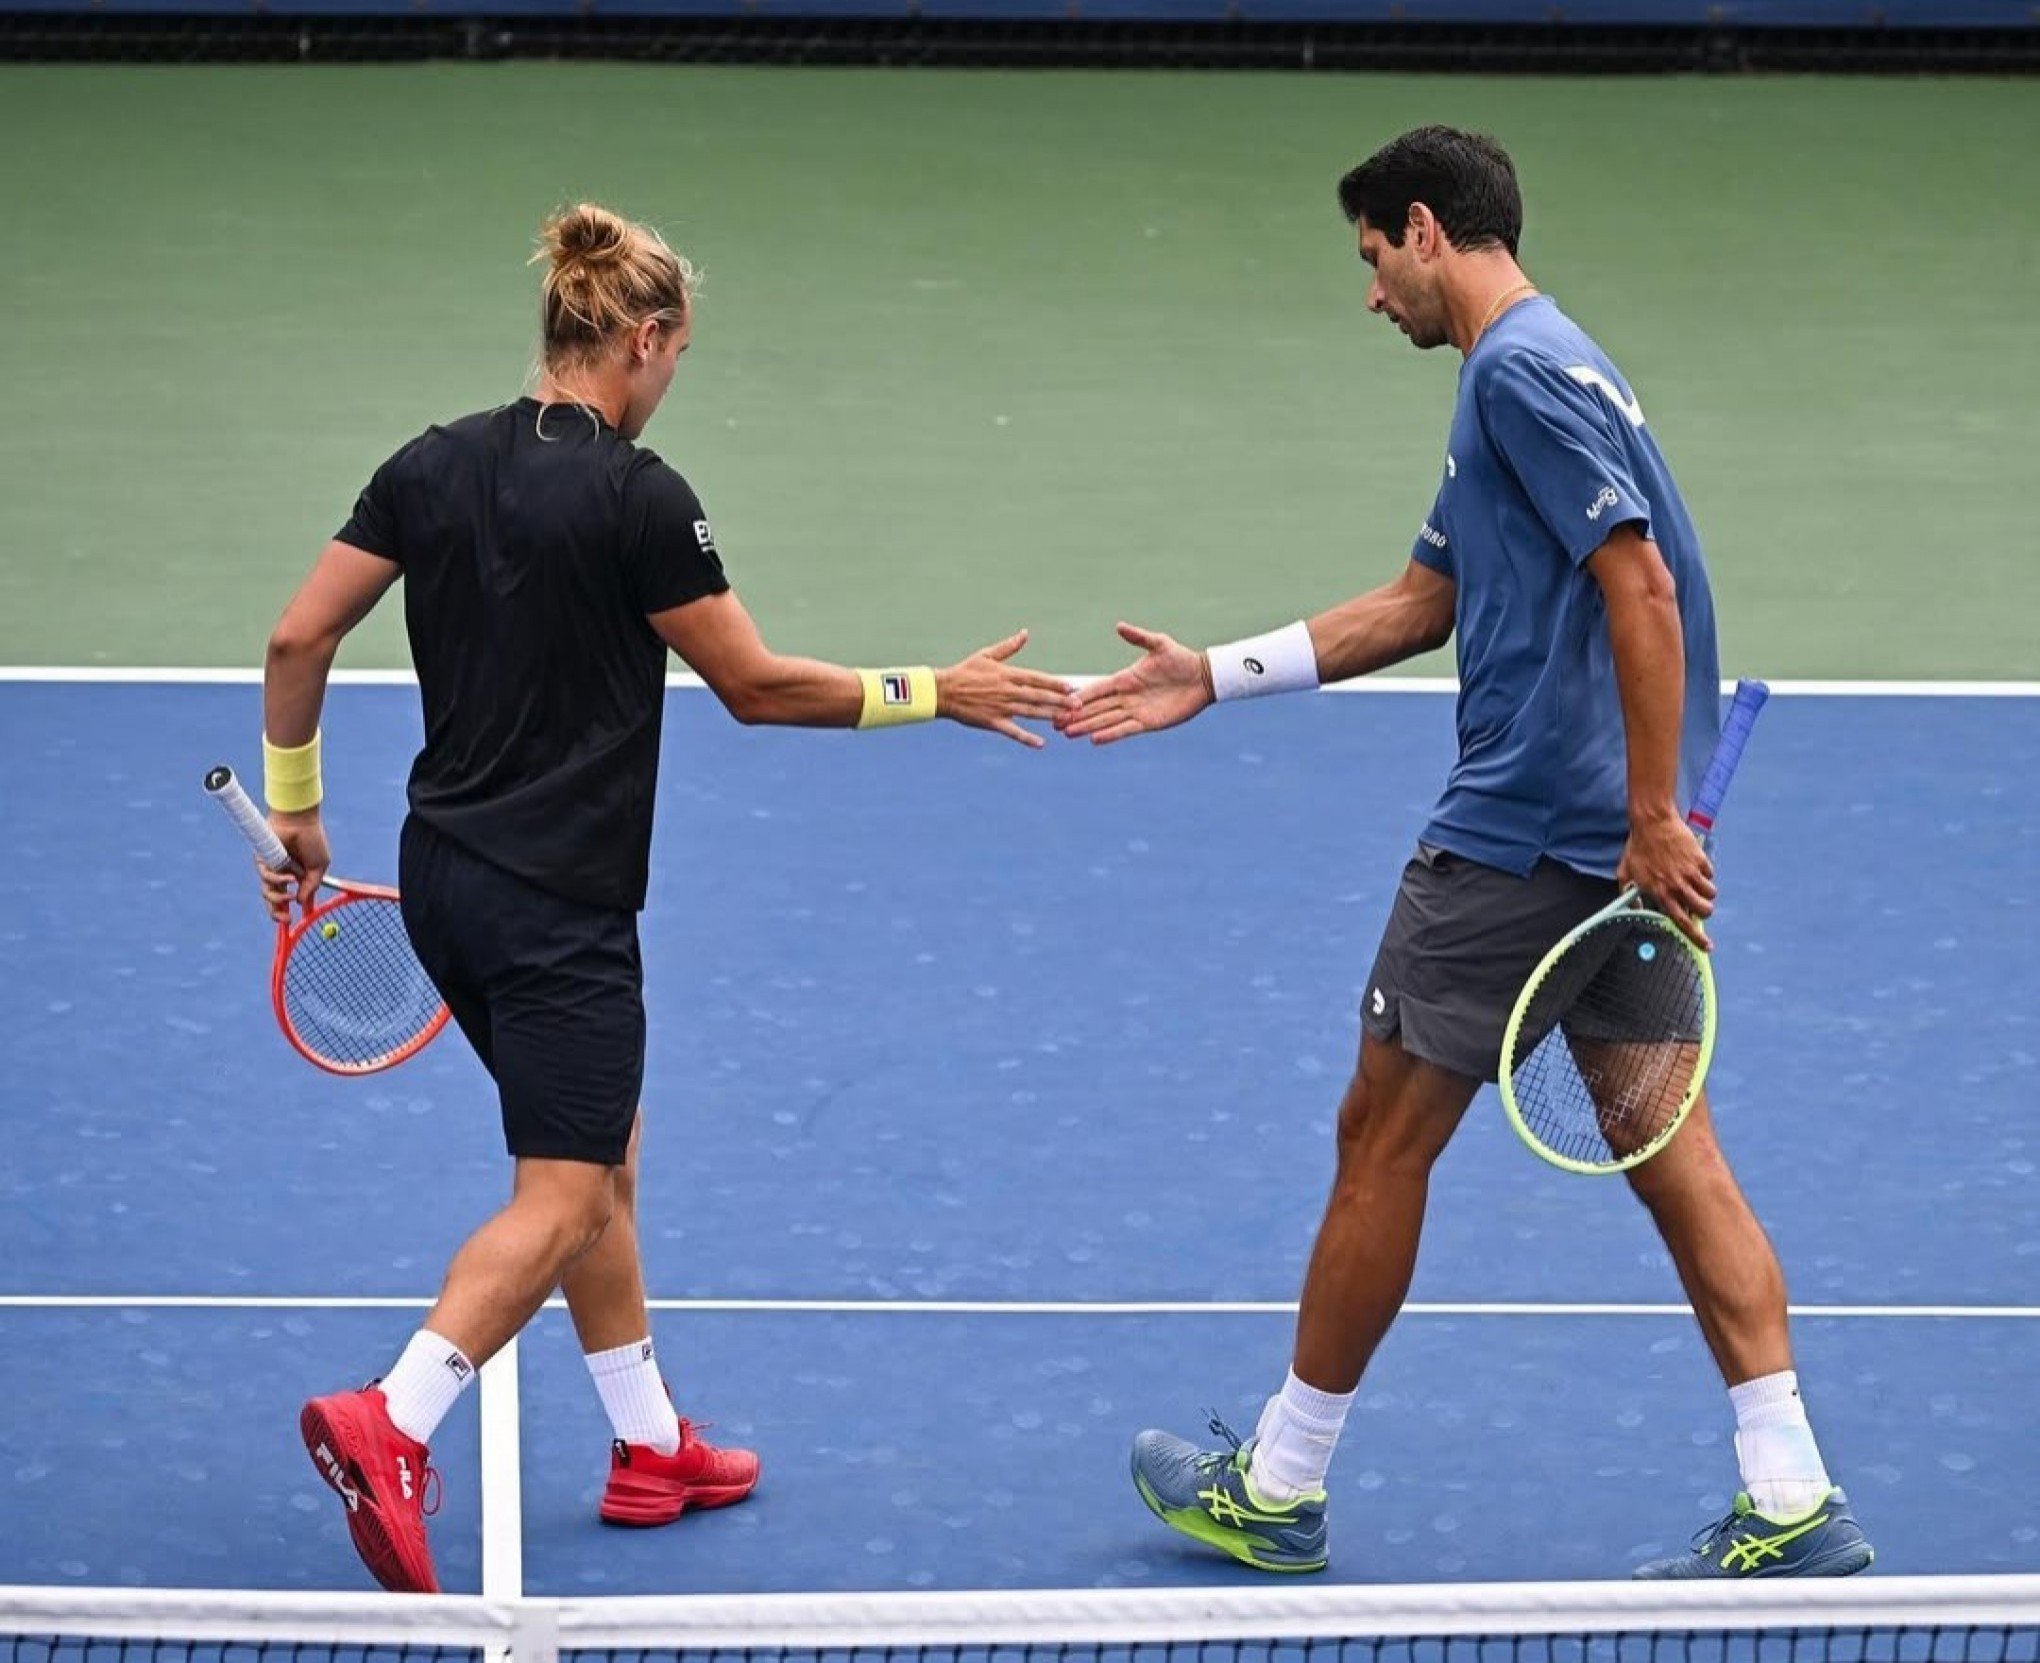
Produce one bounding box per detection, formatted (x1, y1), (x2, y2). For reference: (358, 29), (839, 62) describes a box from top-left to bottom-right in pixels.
(1360, 843), (1622, 1082)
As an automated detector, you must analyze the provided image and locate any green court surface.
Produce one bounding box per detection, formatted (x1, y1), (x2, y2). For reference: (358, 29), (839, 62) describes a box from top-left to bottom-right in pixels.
(4, 66), (2035, 676)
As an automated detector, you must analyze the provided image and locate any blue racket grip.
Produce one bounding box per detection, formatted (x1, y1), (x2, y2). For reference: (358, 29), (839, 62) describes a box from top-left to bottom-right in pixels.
(1686, 679), (1770, 837)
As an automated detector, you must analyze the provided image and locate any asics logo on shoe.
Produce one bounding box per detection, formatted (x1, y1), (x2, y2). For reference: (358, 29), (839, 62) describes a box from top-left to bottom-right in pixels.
(314, 1442), (361, 1512)
(1719, 1510), (1832, 1573)
(397, 1455), (416, 1502)
(1199, 1485), (1296, 1529)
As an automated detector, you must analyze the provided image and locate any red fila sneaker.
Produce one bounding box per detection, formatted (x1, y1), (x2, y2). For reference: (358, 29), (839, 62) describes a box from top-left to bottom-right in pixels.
(600, 1418), (760, 1527)
(300, 1386), (442, 1593)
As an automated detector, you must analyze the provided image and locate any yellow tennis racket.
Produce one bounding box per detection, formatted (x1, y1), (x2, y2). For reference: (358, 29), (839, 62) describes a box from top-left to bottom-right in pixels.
(1499, 679), (1769, 1174)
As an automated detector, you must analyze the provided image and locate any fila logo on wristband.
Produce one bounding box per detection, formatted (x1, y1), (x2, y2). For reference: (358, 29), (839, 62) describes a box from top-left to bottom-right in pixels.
(855, 666), (936, 729)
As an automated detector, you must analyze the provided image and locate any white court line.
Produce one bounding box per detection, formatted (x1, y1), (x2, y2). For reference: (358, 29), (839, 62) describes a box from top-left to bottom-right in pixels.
(1, 666), (2036, 696)
(0, 1294), (2034, 1318)
(0, 667), (418, 686)
(478, 1337), (524, 1621)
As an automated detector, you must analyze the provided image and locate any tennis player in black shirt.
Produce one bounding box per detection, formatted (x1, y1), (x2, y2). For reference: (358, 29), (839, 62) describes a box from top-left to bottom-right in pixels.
(253, 204), (1069, 1593)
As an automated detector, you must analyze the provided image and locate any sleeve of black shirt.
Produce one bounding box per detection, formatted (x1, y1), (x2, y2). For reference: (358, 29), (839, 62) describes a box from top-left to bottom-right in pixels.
(334, 438), (420, 563)
(620, 457), (732, 614)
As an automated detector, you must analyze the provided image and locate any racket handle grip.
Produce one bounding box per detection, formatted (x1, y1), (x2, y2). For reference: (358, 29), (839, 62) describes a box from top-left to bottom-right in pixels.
(205, 765), (293, 870)
(1686, 678), (1770, 837)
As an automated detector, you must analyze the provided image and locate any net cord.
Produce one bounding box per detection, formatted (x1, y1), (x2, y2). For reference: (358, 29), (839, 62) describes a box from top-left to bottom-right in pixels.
(6, 1576), (2040, 1660)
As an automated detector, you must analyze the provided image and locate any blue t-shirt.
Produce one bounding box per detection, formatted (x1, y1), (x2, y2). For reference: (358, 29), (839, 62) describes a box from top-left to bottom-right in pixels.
(1411, 296), (1721, 881)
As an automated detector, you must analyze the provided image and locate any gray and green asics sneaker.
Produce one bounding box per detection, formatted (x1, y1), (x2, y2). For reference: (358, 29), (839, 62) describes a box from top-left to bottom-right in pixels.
(1634, 1490), (1874, 1579)
(1129, 1416), (1328, 1573)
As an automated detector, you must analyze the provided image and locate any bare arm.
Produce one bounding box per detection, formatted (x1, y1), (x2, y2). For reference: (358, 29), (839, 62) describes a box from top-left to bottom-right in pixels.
(651, 590), (863, 726)
(1058, 559), (1455, 745)
(1586, 523), (1716, 946)
(1306, 558), (1457, 684)
(265, 540), (400, 743)
(650, 589), (1069, 747)
(258, 539), (400, 917)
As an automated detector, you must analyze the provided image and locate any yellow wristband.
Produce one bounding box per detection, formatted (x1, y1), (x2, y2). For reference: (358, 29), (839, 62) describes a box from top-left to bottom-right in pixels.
(855, 667), (938, 730)
(263, 729), (324, 812)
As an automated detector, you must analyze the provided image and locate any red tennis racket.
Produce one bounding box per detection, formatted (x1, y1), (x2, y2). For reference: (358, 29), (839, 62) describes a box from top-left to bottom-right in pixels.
(204, 765), (449, 1076)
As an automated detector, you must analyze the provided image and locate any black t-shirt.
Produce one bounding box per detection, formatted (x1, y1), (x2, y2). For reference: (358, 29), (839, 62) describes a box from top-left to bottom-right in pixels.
(337, 398), (728, 911)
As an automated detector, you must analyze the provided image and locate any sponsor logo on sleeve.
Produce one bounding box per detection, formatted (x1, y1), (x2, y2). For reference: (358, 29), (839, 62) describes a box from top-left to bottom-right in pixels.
(693, 519), (718, 554)
(1586, 486), (1621, 522)
(1418, 522), (1449, 550)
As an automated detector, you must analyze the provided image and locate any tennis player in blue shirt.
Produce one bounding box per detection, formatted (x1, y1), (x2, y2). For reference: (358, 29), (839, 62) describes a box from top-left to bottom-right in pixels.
(1060, 126), (1872, 1580)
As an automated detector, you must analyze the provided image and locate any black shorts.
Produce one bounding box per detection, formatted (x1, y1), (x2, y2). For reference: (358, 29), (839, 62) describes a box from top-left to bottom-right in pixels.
(399, 815), (644, 1166)
(1360, 843), (1620, 1083)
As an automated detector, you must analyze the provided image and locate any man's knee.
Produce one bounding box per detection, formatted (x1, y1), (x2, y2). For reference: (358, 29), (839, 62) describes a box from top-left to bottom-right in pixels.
(1623, 1099), (1736, 1212)
(515, 1161), (617, 1259)
(561, 1184), (615, 1257)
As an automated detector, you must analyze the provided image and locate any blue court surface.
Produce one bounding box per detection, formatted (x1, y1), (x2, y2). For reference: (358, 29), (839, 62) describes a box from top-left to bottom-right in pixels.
(1, 679), (2035, 1594)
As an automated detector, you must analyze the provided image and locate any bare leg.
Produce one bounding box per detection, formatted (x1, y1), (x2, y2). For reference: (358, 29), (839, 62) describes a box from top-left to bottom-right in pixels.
(1565, 1035), (1703, 1163)
(420, 1156), (617, 1366)
(561, 1112), (651, 1353)
(1625, 1090), (1792, 1385)
(1291, 1036), (1482, 1391)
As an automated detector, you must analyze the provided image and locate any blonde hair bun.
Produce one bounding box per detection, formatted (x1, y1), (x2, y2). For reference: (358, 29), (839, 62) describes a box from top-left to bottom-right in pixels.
(531, 202), (697, 363)
(542, 203), (631, 270)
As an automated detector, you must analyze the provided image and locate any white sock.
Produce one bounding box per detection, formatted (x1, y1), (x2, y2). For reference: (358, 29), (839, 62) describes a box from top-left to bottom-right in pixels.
(377, 1329), (476, 1446)
(1730, 1369), (1832, 1520)
(586, 1337), (681, 1454)
(1246, 1369), (1354, 1504)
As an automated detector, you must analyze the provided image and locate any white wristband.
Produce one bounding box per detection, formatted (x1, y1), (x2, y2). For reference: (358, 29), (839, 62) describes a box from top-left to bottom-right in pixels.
(1207, 621), (1319, 703)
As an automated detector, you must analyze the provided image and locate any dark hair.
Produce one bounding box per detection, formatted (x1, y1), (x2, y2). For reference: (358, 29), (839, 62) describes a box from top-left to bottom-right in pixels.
(1336, 127), (1522, 256)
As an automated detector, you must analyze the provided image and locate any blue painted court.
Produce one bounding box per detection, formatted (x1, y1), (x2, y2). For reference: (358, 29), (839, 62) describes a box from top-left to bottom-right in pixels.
(1, 680), (2035, 1595)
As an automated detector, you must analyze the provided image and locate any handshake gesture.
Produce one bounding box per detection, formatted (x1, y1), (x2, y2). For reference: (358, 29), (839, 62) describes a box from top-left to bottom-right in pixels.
(1053, 622), (1214, 746)
(965, 620), (1291, 748)
(941, 622), (1210, 749)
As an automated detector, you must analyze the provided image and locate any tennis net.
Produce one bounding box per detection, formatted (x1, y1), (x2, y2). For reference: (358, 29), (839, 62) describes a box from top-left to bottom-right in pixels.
(5, 1577), (2039, 1663)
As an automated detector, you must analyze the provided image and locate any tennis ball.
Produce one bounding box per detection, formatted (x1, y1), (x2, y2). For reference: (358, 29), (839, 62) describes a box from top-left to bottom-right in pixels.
(320, 921), (340, 941)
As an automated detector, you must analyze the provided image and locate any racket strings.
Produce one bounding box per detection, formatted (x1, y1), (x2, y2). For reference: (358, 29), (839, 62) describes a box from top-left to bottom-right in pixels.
(280, 898), (443, 1069)
(1506, 913), (1708, 1167)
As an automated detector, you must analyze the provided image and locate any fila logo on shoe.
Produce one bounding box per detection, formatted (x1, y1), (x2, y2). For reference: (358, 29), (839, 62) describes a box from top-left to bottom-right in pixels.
(397, 1455), (416, 1501)
(315, 1442), (362, 1512)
